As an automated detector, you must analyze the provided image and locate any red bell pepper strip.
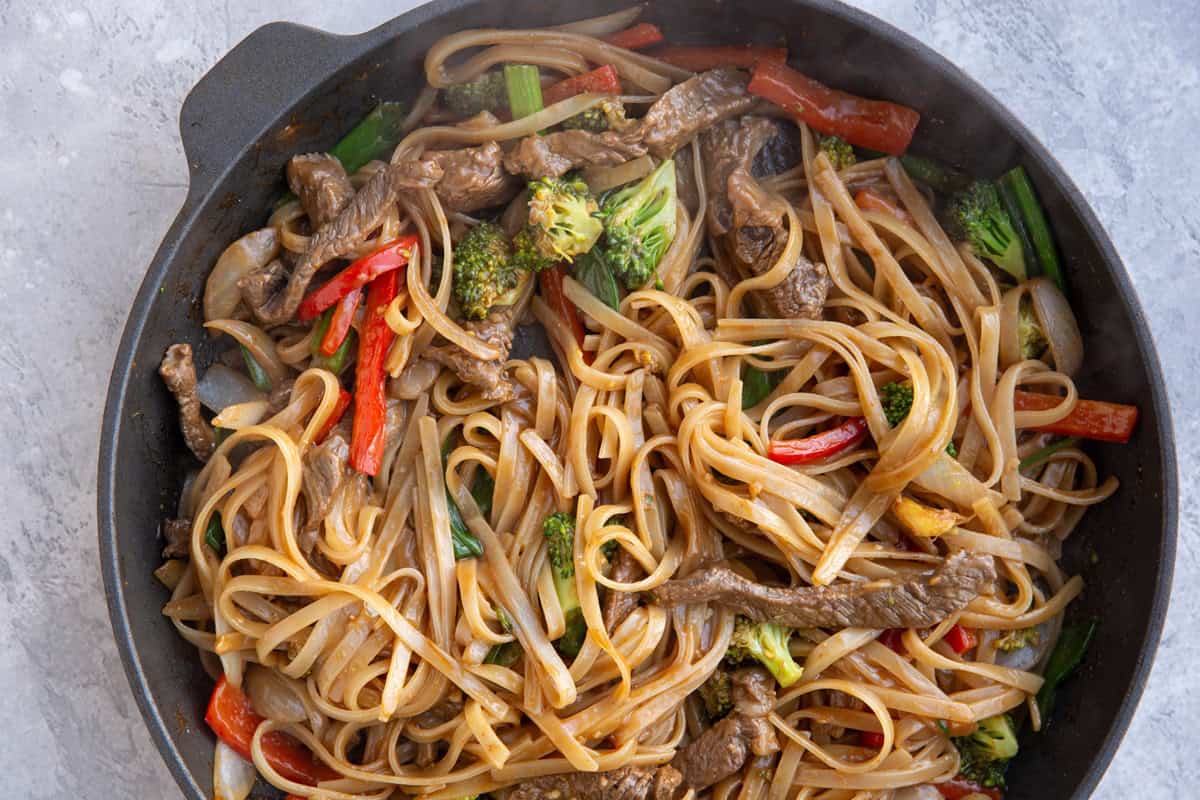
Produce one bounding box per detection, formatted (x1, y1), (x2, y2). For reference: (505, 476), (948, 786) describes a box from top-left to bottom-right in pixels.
(855, 188), (913, 224)
(650, 44), (787, 72)
(1013, 390), (1138, 444)
(944, 623), (978, 655)
(767, 417), (870, 465)
(860, 730), (886, 749)
(936, 777), (1003, 800)
(315, 389), (352, 444)
(349, 270), (398, 475)
(879, 628), (905, 654)
(542, 65), (623, 105)
(748, 58), (920, 156)
(539, 265), (593, 365)
(603, 22), (664, 50)
(296, 235), (417, 322)
(205, 676), (339, 786)
(319, 287), (361, 356)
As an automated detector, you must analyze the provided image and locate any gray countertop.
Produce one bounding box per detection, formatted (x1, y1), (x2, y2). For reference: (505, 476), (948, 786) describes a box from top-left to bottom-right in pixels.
(0, 0), (1193, 796)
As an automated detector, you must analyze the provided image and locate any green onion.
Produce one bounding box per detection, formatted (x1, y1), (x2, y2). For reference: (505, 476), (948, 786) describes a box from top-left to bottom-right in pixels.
(1036, 620), (1097, 723)
(504, 64), (544, 120)
(309, 307), (355, 374)
(239, 344), (272, 391)
(442, 434), (484, 560)
(471, 470), (495, 520)
(484, 641), (522, 666)
(204, 512), (226, 555)
(573, 250), (621, 310)
(1000, 166), (1065, 292)
(1019, 437), (1080, 470)
(741, 346), (786, 409)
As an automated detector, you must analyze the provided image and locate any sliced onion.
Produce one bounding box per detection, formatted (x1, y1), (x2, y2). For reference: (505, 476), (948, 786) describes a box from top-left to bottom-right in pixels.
(213, 740), (256, 800)
(913, 453), (1004, 512)
(999, 278), (1083, 377)
(204, 319), (288, 388)
(993, 620), (1055, 671)
(389, 359), (441, 399)
(204, 228), (278, 322)
(196, 364), (266, 413)
(895, 786), (943, 800)
(153, 559), (187, 591)
(212, 400), (269, 430)
(551, 5), (643, 36)
(244, 665), (308, 724)
(582, 154), (654, 194)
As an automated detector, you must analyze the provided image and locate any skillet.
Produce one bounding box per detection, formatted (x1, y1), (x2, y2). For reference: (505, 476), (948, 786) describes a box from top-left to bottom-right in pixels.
(97, 1), (1177, 797)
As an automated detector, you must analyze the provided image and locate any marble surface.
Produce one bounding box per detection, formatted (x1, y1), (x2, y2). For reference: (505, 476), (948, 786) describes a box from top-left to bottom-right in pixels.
(0, 0), (1194, 796)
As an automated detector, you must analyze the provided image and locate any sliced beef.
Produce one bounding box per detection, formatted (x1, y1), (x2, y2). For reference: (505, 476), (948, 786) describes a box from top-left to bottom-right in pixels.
(640, 69), (757, 158)
(672, 667), (778, 790)
(602, 547), (644, 630)
(756, 255), (831, 320)
(426, 307), (515, 401)
(302, 432), (349, 522)
(509, 765), (682, 800)
(251, 159), (443, 324)
(266, 377), (296, 415)
(700, 116), (779, 237)
(503, 129), (647, 179)
(652, 551), (997, 630)
(159, 344), (215, 461)
(422, 141), (519, 213)
(287, 153), (355, 228)
(161, 517), (192, 559)
(239, 258), (288, 315)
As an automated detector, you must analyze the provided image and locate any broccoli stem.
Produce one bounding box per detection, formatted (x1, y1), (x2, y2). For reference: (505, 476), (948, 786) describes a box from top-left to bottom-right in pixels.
(504, 64), (544, 120)
(1000, 166), (1065, 292)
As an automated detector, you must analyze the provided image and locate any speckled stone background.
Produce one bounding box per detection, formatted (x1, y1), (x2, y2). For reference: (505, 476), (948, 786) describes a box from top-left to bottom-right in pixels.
(0, 0), (1193, 796)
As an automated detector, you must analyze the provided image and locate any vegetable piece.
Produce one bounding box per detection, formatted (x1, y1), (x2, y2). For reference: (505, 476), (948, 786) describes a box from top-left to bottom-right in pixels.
(726, 616), (804, 687)
(562, 98), (629, 133)
(860, 731), (886, 749)
(314, 389), (352, 444)
(512, 226), (556, 274)
(538, 266), (593, 364)
(934, 777), (1002, 800)
(699, 669), (734, 721)
(995, 627), (1041, 653)
(999, 166), (1065, 291)
(503, 64), (545, 121)
(651, 43), (788, 71)
(205, 512), (225, 555)
(205, 228), (279, 322)
(892, 495), (960, 539)
(1013, 391), (1138, 443)
(1016, 295), (1048, 361)
(598, 159), (678, 289)
(213, 739), (257, 800)
(453, 222), (525, 320)
(317, 288), (360, 358)
(819, 135), (857, 171)
(741, 363), (784, 409)
(943, 624), (978, 655)
(1036, 620), (1098, 723)
(881, 380), (957, 455)
(1019, 436), (1080, 470)
(572, 249), (622, 310)
(946, 181), (1027, 281)
(484, 641), (522, 667)
(197, 364), (265, 413)
(441, 434), (485, 560)
(542, 64), (623, 105)
(748, 58), (920, 155)
(951, 713), (1018, 791)
(239, 344), (272, 391)
(296, 236), (418, 322)
(997, 177), (1038, 278)
(899, 154), (971, 195)
(855, 188), (913, 223)
(348, 270), (398, 476)
(527, 176), (604, 263)
(543, 512), (586, 657)
(767, 417), (870, 465)
(471, 469), (495, 520)
(603, 22), (664, 50)
(878, 629), (905, 654)
(205, 676), (339, 786)
(443, 72), (509, 116)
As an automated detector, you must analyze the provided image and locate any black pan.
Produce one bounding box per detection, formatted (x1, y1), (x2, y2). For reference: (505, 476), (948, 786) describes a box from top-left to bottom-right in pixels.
(98, 1), (1177, 797)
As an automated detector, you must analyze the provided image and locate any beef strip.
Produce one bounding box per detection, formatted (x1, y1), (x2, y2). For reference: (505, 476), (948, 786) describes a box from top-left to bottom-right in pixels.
(502, 129), (647, 179)
(671, 667), (779, 791)
(287, 153), (355, 228)
(640, 69), (758, 158)
(302, 432), (349, 522)
(509, 765), (683, 800)
(426, 307), (515, 401)
(159, 344), (215, 461)
(700, 116), (779, 237)
(239, 258), (288, 315)
(161, 517), (191, 559)
(422, 141), (519, 213)
(266, 377), (296, 415)
(653, 551), (996, 629)
(250, 159), (443, 324)
(602, 547), (644, 630)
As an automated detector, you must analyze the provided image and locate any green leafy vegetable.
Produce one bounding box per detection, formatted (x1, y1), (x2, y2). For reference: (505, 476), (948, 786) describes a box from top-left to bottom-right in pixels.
(572, 249), (622, 310)
(442, 434), (484, 560)
(204, 512), (225, 555)
(1036, 620), (1098, 723)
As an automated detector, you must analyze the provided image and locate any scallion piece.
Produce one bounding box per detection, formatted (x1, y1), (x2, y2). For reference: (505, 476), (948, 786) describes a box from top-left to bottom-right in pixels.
(204, 512), (226, 555)
(1019, 436), (1080, 470)
(239, 344), (271, 392)
(1000, 165), (1066, 292)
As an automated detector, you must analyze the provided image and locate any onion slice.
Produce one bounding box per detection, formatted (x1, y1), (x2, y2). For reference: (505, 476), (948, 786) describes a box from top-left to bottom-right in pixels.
(196, 364), (266, 413)
(244, 665), (308, 724)
(581, 155), (654, 194)
(204, 319), (288, 388)
(212, 400), (269, 431)
(213, 740), (256, 800)
(204, 228), (278, 322)
(999, 278), (1083, 376)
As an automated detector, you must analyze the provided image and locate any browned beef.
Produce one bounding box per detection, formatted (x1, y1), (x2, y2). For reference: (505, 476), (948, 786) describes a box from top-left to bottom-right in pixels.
(671, 668), (778, 790)
(755, 252), (831, 321)
(700, 116), (779, 237)
(426, 307), (515, 401)
(161, 517), (192, 559)
(640, 69), (757, 158)
(251, 159), (443, 324)
(287, 153), (355, 228)
(509, 765), (682, 800)
(266, 377), (296, 415)
(302, 432), (349, 522)
(159, 344), (215, 461)
(503, 129), (647, 179)
(652, 551), (996, 629)
(239, 258), (288, 316)
(422, 141), (519, 213)
(602, 547), (644, 630)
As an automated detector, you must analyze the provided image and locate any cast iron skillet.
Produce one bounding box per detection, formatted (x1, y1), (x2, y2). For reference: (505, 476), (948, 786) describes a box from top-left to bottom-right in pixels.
(98, 1), (1177, 797)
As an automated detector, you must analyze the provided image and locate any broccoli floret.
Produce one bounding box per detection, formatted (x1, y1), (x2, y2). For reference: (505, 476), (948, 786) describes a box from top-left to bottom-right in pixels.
(947, 181), (1028, 281)
(819, 135), (857, 171)
(543, 512), (586, 657)
(511, 226), (555, 273)
(526, 177), (604, 264)
(952, 714), (1018, 789)
(995, 626), (1041, 653)
(699, 670), (734, 721)
(727, 616), (804, 688)
(880, 381), (915, 427)
(1018, 296), (1048, 361)
(452, 222), (527, 320)
(561, 99), (629, 133)
(443, 72), (508, 116)
(599, 159), (678, 289)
